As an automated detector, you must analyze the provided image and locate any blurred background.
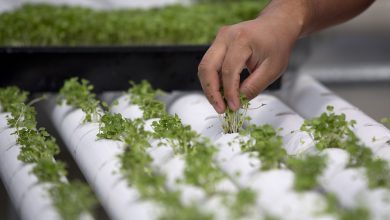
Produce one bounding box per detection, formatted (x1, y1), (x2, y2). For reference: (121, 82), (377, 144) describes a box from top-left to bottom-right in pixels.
(0, 0), (389, 219)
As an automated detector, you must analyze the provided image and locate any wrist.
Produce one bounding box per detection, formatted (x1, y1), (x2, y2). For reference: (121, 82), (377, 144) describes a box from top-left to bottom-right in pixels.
(258, 0), (314, 39)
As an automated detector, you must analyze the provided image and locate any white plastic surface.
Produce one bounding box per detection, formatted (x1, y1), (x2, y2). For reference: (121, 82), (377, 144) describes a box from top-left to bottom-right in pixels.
(169, 93), (218, 134)
(321, 168), (368, 207)
(0, 113), (61, 220)
(247, 94), (316, 155)
(111, 95), (143, 120)
(50, 102), (153, 220)
(113, 92), (242, 217)
(283, 74), (390, 156)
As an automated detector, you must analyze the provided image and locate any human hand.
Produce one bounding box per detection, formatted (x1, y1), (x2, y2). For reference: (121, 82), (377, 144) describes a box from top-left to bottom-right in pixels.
(198, 10), (302, 113)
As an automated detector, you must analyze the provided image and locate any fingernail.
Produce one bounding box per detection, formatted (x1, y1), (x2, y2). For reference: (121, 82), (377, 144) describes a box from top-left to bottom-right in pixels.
(215, 103), (223, 114)
(228, 100), (238, 111)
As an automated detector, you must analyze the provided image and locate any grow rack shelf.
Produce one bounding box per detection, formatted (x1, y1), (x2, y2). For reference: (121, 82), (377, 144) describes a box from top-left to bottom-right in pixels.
(0, 39), (310, 92)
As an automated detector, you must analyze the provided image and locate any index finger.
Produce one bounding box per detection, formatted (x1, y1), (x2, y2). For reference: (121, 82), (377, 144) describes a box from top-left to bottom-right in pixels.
(198, 36), (228, 114)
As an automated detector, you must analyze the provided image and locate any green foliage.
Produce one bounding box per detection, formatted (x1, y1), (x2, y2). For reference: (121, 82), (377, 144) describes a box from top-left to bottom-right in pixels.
(97, 111), (212, 219)
(152, 114), (198, 153)
(227, 188), (256, 219)
(17, 128), (59, 163)
(364, 158), (390, 188)
(33, 159), (67, 183)
(0, 1), (268, 46)
(287, 155), (326, 191)
(0, 86), (96, 219)
(59, 77), (100, 122)
(6, 103), (37, 130)
(240, 124), (286, 170)
(0, 86), (29, 112)
(325, 194), (370, 220)
(159, 204), (214, 220)
(100, 81), (258, 219)
(301, 106), (390, 189)
(50, 181), (97, 220)
(184, 140), (224, 194)
(97, 113), (129, 140)
(128, 80), (166, 120)
(301, 106), (357, 150)
(151, 112), (228, 195)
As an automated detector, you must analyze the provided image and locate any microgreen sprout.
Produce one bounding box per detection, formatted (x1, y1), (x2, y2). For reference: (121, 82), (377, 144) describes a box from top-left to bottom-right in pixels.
(286, 155), (327, 191)
(100, 81), (258, 219)
(0, 2), (268, 46)
(325, 194), (370, 220)
(300, 105), (357, 150)
(226, 188), (257, 219)
(0, 86), (29, 112)
(127, 80), (166, 120)
(240, 124), (286, 170)
(152, 114), (198, 154)
(0, 86), (96, 219)
(98, 112), (211, 219)
(220, 92), (250, 134)
(58, 77), (101, 122)
(301, 105), (390, 189)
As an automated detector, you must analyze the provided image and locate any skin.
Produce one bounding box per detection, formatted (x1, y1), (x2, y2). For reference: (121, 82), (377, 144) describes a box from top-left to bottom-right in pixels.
(198, 0), (375, 114)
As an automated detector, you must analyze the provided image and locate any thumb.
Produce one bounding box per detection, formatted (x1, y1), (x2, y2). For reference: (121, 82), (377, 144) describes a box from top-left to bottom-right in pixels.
(240, 58), (282, 100)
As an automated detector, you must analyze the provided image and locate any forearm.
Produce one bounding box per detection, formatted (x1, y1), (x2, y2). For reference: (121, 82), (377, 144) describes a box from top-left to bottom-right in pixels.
(198, 0), (375, 113)
(260, 0), (375, 38)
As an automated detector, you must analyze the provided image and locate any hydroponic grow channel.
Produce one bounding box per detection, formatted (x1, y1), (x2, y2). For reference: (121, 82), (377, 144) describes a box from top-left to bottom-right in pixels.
(1, 43), (390, 220)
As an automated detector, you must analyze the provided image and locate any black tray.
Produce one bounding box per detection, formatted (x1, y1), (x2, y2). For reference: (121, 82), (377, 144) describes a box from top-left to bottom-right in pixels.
(0, 40), (310, 92)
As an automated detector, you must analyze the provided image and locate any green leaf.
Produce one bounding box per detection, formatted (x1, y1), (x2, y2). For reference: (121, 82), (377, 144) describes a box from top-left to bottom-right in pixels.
(58, 77), (100, 122)
(240, 124), (286, 170)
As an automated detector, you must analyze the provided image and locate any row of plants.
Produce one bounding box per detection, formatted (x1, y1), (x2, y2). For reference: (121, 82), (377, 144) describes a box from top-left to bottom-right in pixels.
(59, 76), (390, 219)
(100, 79), (388, 219)
(0, 87), (96, 220)
(241, 99), (390, 218)
(0, 0), (269, 46)
(169, 88), (390, 219)
(58, 78), (260, 219)
(2, 77), (389, 219)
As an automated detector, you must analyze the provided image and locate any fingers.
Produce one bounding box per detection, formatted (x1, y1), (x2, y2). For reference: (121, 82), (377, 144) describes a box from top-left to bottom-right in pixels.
(221, 38), (252, 111)
(239, 58), (280, 100)
(198, 33), (228, 114)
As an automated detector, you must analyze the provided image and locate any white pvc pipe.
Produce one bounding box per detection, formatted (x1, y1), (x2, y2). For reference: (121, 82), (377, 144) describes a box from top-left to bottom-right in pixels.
(49, 101), (158, 220)
(321, 168), (368, 208)
(265, 191), (334, 220)
(247, 94), (316, 155)
(213, 134), (260, 187)
(167, 94), (330, 218)
(168, 93), (316, 155)
(319, 148), (349, 181)
(112, 95), (235, 218)
(0, 112), (10, 131)
(248, 169), (294, 208)
(0, 114), (61, 220)
(168, 93), (219, 134)
(318, 149), (372, 209)
(282, 74), (390, 158)
(247, 169), (332, 220)
(212, 134), (326, 219)
(363, 188), (390, 220)
(110, 95), (143, 120)
(114, 91), (341, 220)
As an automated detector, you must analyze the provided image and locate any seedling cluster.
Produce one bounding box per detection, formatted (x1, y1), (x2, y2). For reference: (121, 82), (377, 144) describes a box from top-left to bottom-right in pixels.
(1, 79), (390, 220)
(0, 87), (96, 220)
